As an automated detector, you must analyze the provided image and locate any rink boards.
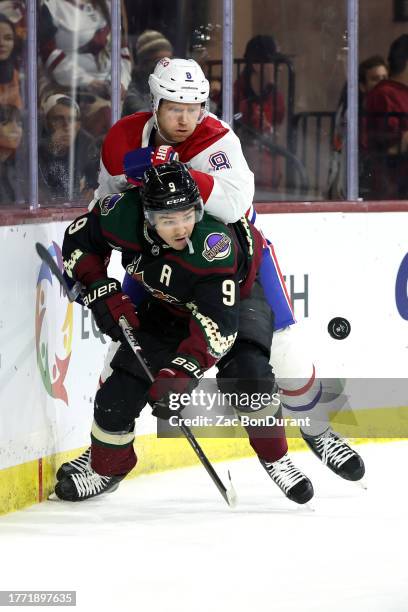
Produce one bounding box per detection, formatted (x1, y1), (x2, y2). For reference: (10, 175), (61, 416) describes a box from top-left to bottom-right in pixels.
(0, 209), (407, 514)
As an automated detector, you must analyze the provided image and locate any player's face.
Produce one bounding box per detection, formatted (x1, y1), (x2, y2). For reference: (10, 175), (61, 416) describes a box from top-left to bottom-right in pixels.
(157, 100), (202, 143)
(154, 207), (196, 250)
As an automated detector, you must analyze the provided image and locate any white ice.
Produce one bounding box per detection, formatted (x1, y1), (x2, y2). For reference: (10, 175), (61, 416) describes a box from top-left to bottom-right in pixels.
(0, 441), (407, 612)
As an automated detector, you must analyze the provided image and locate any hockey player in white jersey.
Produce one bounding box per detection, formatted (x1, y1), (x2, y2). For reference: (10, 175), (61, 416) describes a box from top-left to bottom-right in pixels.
(61, 57), (364, 486)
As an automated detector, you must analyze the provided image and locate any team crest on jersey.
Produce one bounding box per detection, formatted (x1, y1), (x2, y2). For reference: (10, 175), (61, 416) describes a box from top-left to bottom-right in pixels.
(132, 270), (180, 304)
(126, 254), (142, 276)
(209, 151), (231, 171)
(202, 233), (231, 262)
(100, 193), (123, 216)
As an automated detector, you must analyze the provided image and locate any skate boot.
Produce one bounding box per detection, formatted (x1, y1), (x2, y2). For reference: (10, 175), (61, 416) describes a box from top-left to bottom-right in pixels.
(56, 447), (91, 480)
(259, 453), (314, 504)
(302, 428), (365, 481)
(55, 468), (125, 502)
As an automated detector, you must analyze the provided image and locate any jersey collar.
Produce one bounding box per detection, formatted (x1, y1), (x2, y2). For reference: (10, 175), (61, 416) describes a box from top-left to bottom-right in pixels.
(142, 116), (155, 147)
(143, 221), (171, 256)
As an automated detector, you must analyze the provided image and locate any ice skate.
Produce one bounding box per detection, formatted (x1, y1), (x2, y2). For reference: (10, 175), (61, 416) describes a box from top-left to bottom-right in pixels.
(56, 447), (91, 480)
(54, 468), (125, 502)
(302, 428), (365, 481)
(259, 453), (314, 504)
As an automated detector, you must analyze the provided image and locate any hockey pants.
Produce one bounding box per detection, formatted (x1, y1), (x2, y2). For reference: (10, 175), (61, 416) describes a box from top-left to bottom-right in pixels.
(91, 283), (289, 476)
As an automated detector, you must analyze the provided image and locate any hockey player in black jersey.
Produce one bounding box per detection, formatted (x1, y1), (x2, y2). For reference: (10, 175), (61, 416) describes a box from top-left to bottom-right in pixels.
(56, 162), (314, 504)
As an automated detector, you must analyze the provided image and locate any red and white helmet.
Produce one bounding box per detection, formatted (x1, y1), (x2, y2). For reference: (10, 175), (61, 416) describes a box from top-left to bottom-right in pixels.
(148, 57), (210, 121)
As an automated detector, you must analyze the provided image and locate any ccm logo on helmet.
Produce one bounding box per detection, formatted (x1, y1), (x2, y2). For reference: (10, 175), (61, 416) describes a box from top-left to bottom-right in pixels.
(165, 197), (187, 204)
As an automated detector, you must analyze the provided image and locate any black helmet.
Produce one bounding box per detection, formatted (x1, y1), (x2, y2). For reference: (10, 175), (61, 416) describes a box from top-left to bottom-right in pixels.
(141, 161), (204, 225)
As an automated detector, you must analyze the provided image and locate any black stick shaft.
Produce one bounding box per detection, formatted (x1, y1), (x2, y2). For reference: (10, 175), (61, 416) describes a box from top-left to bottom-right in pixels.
(118, 317), (232, 506)
(178, 420), (231, 504)
(35, 242), (83, 302)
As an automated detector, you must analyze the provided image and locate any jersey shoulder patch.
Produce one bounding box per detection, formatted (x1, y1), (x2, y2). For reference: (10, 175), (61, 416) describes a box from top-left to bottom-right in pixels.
(100, 193), (124, 216)
(201, 231), (232, 261)
(187, 214), (236, 270)
(98, 190), (143, 249)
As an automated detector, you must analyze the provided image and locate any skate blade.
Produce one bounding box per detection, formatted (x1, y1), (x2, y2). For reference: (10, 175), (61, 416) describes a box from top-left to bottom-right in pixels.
(47, 483), (120, 503)
(48, 492), (60, 501)
(304, 502), (315, 512)
(355, 478), (367, 490)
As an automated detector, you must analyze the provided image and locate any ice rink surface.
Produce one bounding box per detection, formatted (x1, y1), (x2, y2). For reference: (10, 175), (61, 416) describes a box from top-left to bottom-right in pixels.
(0, 440), (407, 612)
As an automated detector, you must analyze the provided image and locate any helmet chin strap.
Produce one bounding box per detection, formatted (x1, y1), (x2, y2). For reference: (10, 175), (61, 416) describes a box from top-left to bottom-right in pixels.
(185, 236), (195, 254)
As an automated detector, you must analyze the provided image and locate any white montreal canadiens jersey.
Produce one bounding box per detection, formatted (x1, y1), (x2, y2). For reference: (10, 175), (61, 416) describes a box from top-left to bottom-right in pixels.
(93, 112), (255, 224)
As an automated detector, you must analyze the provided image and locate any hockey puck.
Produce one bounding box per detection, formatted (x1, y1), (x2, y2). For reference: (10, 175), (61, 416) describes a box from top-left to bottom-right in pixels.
(327, 317), (350, 340)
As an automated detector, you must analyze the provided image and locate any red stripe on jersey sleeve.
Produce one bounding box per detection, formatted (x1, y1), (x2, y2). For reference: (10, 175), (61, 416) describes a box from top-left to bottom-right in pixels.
(101, 113), (152, 177)
(74, 254), (108, 287)
(189, 169), (214, 203)
(176, 115), (229, 160)
(49, 51), (66, 71)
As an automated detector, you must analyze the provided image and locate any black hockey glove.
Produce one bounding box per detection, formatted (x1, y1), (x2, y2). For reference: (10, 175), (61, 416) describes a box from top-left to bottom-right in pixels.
(83, 278), (139, 341)
(148, 356), (204, 420)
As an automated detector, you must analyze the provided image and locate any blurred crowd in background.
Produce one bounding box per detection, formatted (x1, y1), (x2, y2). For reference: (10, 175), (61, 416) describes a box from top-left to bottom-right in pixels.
(1, 0), (408, 207)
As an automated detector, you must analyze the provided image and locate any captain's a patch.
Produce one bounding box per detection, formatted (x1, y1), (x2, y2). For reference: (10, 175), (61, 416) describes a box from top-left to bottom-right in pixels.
(202, 232), (231, 262)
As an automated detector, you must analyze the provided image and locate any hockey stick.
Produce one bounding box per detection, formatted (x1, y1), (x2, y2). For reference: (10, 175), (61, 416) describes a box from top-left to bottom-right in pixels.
(35, 242), (84, 302)
(35, 242), (237, 507)
(118, 317), (237, 507)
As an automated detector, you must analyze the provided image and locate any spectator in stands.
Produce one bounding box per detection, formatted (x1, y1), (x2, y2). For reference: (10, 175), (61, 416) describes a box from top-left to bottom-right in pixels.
(327, 55), (388, 199)
(0, 104), (25, 205)
(190, 23), (222, 116)
(359, 56), (389, 99)
(235, 35), (285, 134)
(122, 29), (172, 117)
(0, 2), (26, 42)
(38, 94), (99, 203)
(0, 13), (22, 109)
(364, 35), (408, 199)
(234, 34), (286, 190)
(38, 0), (131, 139)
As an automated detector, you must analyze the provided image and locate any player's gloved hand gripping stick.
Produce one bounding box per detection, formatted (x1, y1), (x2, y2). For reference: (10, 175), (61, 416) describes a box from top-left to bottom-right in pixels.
(35, 242), (237, 507)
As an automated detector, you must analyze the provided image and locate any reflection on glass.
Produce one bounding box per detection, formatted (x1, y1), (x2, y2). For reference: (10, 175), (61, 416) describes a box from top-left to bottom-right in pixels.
(37, 0), (131, 206)
(0, 104), (25, 205)
(233, 1), (347, 201)
(362, 35), (408, 200)
(123, 0), (223, 117)
(328, 55), (388, 200)
(38, 94), (99, 203)
(122, 29), (173, 116)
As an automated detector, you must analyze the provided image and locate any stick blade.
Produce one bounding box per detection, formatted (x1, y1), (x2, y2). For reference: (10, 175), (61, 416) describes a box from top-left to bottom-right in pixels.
(226, 470), (238, 508)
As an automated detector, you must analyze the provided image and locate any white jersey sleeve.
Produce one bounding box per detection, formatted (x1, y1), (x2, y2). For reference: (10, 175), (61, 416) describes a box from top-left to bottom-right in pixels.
(89, 160), (128, 210)
(189, 119), (254, 223)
